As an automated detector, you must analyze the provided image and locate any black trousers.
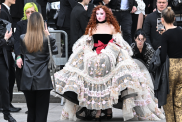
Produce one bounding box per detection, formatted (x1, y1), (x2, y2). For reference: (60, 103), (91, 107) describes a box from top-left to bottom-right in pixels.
(7, 52), (15, 103)
(23, 90), (50, 122)
(131, 14), (139, 43)
(113, 11), (132, 45)
(0, 54), (10, 115)
(0, 52), (15, 108)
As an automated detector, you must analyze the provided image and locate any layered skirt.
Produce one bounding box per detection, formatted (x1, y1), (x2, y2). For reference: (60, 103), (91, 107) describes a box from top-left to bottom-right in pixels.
(52, 34), (165, 121)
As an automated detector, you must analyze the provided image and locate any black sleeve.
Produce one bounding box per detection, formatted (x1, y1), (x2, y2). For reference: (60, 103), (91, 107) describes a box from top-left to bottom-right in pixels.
(79, 11), (89, 33)
(0, 11), (9, 21)
(160, 33), (168, 64)
(146, 44), (155, 68)
(7, 36), (14, 46)
(0, 38), (7, 48)
(133, 0), (138, 7)
(143, 16), (152, 45)
(14, 22), (22, 55)
(49, 35), (58, 55)
(68, 0), (77, 9)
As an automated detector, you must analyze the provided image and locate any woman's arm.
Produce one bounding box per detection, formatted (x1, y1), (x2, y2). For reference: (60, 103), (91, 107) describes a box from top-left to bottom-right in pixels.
(160, 33), (168, 64)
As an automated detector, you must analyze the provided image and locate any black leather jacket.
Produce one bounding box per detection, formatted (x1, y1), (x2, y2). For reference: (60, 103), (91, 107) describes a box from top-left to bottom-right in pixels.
(20, 34), (58, 90)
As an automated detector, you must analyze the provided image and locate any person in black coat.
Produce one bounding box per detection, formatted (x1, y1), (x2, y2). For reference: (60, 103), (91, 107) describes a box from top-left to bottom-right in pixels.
(36, 0), (48, 20)
(131, 29), (155, 69)
(0, 1), (21, 112)
(10, 0), (24, 30)
(108, 0), (138, 45)
(143, 0), (176, 50)
(0, 18), (16, 122)
(70, 0), (89, 48)
(57, 0), (77, 57)
(19, 12), (58, 122)
(143, 0), (150, 15)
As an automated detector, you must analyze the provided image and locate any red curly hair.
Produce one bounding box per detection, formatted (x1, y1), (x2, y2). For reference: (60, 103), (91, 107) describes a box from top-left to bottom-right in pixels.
(85, 5), (121, 36)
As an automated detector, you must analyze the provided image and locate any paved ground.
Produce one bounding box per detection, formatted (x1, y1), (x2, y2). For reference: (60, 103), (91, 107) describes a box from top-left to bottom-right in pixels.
(0, 103), (166, 122)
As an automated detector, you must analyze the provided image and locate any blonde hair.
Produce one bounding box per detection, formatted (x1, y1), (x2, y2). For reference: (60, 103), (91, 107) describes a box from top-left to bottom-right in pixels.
(24, 12), (48, 53)
(162, 7), (175, 24)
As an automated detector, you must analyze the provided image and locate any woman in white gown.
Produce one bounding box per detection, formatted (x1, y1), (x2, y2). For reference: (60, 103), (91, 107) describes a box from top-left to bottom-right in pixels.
(52, 5), (165, 121)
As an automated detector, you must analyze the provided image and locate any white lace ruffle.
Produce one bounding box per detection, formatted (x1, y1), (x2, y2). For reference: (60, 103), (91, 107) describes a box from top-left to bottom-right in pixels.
(52, 33), (165, 121)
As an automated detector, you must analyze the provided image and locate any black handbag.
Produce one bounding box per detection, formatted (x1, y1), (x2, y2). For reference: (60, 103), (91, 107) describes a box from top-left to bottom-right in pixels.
(149, 48), (161, 72)
(47, 36), (57, 91)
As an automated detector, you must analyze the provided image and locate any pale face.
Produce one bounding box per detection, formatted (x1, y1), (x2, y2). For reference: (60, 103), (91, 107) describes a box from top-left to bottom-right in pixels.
(26, 6), (36, 19)
(96, 8), (106, 22)
(135, 34), (146, 49)
(157, 0), (168, 12)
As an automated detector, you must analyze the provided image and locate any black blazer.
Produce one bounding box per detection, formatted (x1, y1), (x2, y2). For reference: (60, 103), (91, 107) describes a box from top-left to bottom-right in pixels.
(70, 3), (89, 48)
(108, 0), (138, 12)
(0, 19), (14, 69)
(20, 35), (58, 90)
(57, 0), (77, 27)
(10, 0), (24, 19)
(0, 4), (13, 23)
(36, 0), (48, 6)
(14, 20), (27, 56)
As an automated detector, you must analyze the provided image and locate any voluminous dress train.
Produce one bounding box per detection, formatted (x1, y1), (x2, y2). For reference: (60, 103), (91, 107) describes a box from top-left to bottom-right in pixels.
(52, 33), (165, 121)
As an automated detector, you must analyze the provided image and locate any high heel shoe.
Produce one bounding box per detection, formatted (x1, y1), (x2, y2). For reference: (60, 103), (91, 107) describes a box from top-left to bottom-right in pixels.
(106, 113), (113, 120)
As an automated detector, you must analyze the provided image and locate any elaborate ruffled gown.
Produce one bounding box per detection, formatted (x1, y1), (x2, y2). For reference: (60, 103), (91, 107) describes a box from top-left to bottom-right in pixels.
(53, 33), (165, 121)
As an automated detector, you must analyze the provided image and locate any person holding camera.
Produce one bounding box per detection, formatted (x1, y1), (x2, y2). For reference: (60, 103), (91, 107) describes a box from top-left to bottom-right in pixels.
(143, 0), (176, 50)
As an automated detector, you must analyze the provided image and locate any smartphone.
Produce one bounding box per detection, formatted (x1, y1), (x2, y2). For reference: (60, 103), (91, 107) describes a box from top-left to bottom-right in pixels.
(6, 23), (11, 32)
(157, 18), (164, 31)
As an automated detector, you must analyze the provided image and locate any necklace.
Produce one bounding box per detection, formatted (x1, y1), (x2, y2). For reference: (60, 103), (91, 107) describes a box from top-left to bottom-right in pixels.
(96, 20), (106, 23)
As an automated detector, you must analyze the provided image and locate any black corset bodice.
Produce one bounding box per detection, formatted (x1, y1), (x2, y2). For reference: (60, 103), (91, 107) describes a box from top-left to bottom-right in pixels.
(92, 34), (112, 44)
(92, 34), (113, 51)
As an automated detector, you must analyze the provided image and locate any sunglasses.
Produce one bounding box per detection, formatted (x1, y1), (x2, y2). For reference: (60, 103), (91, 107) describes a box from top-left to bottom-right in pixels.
(26, 11), (35, 14)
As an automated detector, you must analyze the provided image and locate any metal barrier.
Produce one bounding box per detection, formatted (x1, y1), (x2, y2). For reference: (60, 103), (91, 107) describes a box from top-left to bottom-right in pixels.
(49, 30), (68, 66)
(49, 30), (68, 105)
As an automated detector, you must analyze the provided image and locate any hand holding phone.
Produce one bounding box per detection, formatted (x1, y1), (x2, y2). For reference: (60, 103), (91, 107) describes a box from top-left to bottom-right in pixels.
(157, 18), (164, 31)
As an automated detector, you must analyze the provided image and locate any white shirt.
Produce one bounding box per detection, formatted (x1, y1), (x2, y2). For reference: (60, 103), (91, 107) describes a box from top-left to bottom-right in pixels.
(134, 0), (146, 15)
(120, 0), (129, 10)
(2, 3), (10, 13)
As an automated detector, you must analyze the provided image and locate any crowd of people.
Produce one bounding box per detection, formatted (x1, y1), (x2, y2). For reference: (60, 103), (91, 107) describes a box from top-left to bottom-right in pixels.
(0, 0), (182, 122)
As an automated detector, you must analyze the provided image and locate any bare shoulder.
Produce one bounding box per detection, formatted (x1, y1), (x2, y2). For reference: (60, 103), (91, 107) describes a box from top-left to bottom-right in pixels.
(109, 24), (117, 34)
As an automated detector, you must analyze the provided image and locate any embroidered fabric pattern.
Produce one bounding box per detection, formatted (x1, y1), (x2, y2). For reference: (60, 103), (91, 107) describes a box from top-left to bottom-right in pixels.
(52, 33), (165, 121)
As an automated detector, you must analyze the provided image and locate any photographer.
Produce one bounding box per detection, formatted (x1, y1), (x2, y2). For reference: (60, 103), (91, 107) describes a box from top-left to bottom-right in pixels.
(143, 0), (176, 50)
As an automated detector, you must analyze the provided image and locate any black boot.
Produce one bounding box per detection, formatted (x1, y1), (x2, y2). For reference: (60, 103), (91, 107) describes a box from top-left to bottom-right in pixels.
(4, 114), (17, 122)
